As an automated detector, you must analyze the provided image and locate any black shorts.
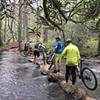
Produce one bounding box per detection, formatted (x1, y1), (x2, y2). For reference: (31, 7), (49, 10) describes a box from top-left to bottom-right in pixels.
(33, 50), (40, 57)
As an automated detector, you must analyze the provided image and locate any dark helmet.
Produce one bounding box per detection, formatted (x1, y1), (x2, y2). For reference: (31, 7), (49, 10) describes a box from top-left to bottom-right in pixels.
(55, 35), (61, 40)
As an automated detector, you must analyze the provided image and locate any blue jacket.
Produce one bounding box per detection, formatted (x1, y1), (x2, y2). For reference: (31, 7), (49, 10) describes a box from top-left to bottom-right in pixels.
(55, 41), (64, 54)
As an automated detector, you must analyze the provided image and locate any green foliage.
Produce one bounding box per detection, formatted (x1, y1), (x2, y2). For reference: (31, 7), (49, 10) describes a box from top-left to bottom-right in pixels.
(63, 22), (89, 47)
(81, 47), (97, 56)
(96, 19), (100, 28)
(0, 0), (14, 20)
(81, 37), (98, 56)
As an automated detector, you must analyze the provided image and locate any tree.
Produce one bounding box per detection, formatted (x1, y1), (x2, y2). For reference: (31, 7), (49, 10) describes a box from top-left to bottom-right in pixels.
(43, 0), (90, 43)
(42, 0), (100, 54)
(83, 0), (100, 55)
(18, 0), (23, 50)
(0, 0), (16, 46)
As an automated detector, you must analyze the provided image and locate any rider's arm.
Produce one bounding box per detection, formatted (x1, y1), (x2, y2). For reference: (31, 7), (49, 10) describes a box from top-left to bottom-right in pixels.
(60, 47), (67, 60)
(41, 44), (45, 49)
(77, 48), (81, 66)
(53, 42), (58, 53)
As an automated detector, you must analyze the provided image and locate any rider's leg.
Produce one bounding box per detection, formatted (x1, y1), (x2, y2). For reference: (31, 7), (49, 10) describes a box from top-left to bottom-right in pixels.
(53, 54), (58, 73)
(34, 56), (36, 64)
(42, 51), (46, 64)
(57, 60), (61, 72)
(48, 54), (55, 70)
(33, 50), (37, 64)
(65, 66), (70, 83)
(36, 51), (40, 65)
(71, 66), (77, 85)
(56, 54), (61, 72)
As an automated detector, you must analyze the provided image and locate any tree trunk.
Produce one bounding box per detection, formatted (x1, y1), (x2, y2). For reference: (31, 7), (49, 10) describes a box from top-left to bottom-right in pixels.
(22, 0), (28, 41)
(97, 33), (100, 55)
(62, 31), (66, 46)
(3, 17), (7, 42)
(18, 0), (23, 50)
(43, 28), (48, 42)
(12, 0), (17, 41)
(0, 20), (3, 47)
(8, 18), (15, 42)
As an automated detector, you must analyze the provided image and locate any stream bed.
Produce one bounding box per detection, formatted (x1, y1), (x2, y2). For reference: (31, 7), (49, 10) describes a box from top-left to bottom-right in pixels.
(0, 49), (99, 100)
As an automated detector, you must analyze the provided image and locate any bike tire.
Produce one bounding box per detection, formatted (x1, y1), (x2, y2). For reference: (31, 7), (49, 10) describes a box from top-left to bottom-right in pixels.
(81, 67), (97, 90)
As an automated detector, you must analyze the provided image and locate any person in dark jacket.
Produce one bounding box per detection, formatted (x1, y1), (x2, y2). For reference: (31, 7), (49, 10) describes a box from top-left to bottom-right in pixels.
(33, 43), (40, 64)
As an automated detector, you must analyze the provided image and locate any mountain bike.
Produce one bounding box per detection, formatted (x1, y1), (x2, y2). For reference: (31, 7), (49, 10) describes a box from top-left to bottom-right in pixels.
(46, 49), (55, 70)
(78, 59), (97, 90)
(47, 51), (98, 90)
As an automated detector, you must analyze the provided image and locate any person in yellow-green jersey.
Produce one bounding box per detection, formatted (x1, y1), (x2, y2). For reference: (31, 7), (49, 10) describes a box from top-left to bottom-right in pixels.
(60, 39), (80, 85)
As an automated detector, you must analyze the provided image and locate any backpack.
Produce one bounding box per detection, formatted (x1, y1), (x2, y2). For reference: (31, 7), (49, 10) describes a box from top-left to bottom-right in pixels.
(55, 41), (64, 54)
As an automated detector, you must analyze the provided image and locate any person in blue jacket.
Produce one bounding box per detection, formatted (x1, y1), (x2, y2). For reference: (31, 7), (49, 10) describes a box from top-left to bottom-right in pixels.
(53, 35), (64, 73)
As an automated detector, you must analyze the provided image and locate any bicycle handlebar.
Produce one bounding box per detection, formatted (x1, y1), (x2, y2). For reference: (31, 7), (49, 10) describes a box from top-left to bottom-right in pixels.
(78, 58), (85, 68)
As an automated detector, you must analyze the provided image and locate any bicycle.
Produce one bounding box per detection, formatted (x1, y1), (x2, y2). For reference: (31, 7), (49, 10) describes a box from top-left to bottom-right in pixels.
(47, 52), (98, 91)
(46, 49), (55, 70)
(76, 59), (98, 91)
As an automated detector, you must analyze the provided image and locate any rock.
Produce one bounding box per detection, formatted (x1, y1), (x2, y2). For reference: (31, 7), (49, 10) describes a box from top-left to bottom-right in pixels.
(86, 96), (96, 100)
(28, 58), (34, 62)
(40, 64), (50, 75)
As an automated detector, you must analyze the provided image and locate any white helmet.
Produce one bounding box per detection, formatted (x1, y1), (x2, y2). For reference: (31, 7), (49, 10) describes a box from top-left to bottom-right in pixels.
(66, 38), (72, 43)
(55, 35), (61, 40)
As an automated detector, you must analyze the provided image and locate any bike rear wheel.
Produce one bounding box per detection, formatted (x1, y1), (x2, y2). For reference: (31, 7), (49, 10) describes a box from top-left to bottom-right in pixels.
(81, 67), (97, 90)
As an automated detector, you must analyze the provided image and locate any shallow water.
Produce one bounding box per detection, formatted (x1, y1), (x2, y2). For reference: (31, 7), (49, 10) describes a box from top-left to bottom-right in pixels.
(0, 49), (99, 100)
(0, 50), (66, 100)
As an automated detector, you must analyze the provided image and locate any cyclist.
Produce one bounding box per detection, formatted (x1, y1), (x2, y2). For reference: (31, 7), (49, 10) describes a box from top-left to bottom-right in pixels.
(24, 41), (30, 55)
(60, 39), (80, 85)
(33, 43), (40, 64)
(38, 42), (46, 64)
(28, 40), (33, 56)
(33, 42), (46, 64)
(52, 35), (64, 73)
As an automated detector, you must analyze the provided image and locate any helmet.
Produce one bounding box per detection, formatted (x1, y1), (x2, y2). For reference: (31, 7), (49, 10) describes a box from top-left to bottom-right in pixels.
(29, 40), (32, 43)
(55, 35), (61, 40)
(66, 38), (72, 43)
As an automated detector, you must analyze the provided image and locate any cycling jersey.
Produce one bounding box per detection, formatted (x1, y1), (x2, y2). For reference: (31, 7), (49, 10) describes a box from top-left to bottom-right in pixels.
(61, 43), (80, 66)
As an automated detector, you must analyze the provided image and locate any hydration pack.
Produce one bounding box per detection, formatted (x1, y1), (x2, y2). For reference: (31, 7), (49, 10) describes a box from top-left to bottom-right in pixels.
(55, 41), (64, 54)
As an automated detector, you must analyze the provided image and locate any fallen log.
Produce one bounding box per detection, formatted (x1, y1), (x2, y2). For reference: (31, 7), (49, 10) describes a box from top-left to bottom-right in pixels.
(48, 72), (96, 100)
(41, 65), (96, 100)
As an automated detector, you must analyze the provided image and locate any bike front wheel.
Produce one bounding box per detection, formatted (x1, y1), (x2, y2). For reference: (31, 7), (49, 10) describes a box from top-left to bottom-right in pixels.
(81, 67), (97, 90)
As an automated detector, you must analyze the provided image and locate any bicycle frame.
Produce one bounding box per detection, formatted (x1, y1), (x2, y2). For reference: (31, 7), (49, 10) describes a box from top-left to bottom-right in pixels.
(78, 59), (97, 90)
